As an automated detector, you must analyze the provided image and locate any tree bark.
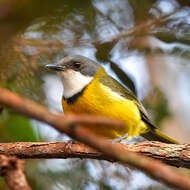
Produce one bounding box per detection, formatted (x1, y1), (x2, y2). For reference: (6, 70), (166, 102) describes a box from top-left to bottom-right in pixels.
(0, 141), (190, 169)
(0, 155), (31, 190)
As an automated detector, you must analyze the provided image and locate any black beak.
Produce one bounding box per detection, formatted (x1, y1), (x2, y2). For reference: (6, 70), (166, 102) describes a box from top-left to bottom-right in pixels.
(46, 64), (66, 71)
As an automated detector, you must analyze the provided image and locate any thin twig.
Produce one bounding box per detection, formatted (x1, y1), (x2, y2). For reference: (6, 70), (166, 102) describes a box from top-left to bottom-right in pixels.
(0, 87), (190, 190)
(18, 10), (178, 50)
(0, 155), (31, 190)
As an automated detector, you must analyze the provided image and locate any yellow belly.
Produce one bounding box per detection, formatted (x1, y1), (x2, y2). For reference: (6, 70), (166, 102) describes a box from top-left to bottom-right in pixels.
(62, 78), (148, 139)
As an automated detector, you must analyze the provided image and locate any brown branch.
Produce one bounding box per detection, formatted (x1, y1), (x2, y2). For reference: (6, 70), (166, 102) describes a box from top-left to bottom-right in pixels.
(0, 141), (190, 168)
(0, 88), (124, 131)
(0, 87), (190, 190)
(0, 155), (31, 190)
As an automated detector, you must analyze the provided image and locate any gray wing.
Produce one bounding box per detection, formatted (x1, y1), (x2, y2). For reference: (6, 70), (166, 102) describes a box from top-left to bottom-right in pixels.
(100, 75), (156, 129)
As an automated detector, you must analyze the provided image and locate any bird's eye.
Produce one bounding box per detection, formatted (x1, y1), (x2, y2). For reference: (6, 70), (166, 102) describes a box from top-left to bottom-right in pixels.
(73, 62), (81, 69)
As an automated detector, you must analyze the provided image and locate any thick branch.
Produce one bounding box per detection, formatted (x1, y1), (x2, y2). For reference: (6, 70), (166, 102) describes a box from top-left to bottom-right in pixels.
(0, 87), (190, 190)
(0, 141), (190, 168)
(0, 155), (31, 190)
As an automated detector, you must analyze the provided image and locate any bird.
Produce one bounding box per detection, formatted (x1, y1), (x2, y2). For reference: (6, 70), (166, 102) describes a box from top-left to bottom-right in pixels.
(46, 55), (178, 144)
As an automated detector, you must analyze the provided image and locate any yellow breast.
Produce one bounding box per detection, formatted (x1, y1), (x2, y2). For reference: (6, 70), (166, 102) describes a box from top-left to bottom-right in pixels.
(62, 68), (148, 139)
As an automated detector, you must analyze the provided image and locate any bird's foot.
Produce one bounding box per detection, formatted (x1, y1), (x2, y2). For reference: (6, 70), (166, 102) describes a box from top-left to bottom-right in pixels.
(112, 134), (129, 143)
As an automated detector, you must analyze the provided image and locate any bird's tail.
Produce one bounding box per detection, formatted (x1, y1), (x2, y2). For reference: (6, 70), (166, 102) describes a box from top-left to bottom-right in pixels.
(142, 129), (178, 144)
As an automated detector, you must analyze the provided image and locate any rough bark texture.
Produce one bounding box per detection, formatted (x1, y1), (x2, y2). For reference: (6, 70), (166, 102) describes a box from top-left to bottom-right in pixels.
(0, 87), (190, 190)
(0, 155), (31, 190)
(0, 141), (190, 169)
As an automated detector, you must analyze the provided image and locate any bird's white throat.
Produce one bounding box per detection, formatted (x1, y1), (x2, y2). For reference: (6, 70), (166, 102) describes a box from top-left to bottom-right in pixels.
(59, 69), (93, 98)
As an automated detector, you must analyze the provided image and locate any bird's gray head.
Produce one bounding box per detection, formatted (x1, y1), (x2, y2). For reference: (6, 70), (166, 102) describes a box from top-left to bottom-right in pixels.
(46, 55), (100, 98)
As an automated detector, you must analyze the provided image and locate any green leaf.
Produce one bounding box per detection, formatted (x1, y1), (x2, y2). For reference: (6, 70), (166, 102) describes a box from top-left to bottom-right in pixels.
(0, 111), (41, 142)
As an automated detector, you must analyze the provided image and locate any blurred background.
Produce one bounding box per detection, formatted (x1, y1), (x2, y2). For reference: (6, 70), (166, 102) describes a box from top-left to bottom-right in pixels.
(0, 0), (190, 189)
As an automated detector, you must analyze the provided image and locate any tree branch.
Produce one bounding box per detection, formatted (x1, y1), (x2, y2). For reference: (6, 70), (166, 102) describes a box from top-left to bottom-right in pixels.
(0, 141), (189, 168)
(0, 155), (31, 190)
(0, 87), (190, 190)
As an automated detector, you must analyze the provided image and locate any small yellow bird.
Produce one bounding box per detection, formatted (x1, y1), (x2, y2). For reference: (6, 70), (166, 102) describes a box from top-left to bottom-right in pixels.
(46, 55), (178, 144)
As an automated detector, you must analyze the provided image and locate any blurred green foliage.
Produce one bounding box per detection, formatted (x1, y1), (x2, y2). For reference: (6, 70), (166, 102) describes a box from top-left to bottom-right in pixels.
(0, 111), (41, 142)
(144, 88), (171, 127)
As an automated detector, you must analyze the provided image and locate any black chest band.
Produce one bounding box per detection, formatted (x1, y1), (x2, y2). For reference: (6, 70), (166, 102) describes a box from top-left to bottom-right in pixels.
(63, 87), (86, 104)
